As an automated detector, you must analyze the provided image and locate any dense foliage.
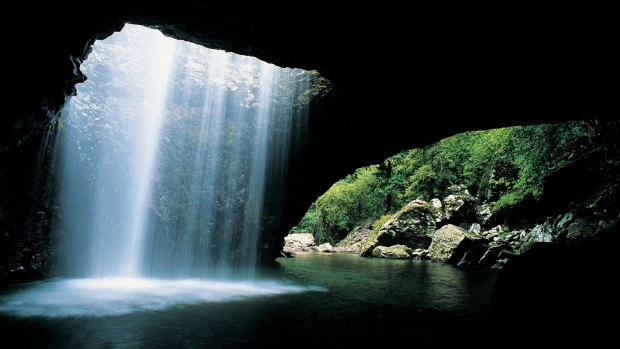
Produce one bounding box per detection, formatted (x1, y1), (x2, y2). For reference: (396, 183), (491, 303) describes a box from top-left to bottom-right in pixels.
(290, 121), (593, 242)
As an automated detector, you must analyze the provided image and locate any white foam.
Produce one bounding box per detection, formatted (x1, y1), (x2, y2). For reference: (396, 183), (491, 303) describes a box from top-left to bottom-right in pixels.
(0, 278), (326, 318)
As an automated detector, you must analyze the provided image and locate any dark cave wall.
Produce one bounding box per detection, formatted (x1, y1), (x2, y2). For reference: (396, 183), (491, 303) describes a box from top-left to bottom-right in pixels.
(1, 1), (618, 277)
(4, 2), (617, 152)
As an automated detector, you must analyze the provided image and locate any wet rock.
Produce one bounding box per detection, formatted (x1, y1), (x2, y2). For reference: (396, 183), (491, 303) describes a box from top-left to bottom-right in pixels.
(497, 249), (516, 259)
(360, 199), (436, 256)
(428, 224), (487, 264)
(411, 248), (429, 260)
(491, 221), (620, 342)
(457, 250), (481, 266)
(479, 242), (513, 267)
(491, 258), (510, 270)
(371, 245), (412, 259)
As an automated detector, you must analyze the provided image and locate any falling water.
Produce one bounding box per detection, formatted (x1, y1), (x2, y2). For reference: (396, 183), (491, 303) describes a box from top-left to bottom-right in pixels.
(54, 24), (310, 279)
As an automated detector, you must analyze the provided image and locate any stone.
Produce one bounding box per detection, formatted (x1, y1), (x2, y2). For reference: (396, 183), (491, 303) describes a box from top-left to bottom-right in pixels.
(482, 225), (503, 239)
(360, 199), (436, 256)
(335, 223), (373, 254)
(479, 242), (512, 267)
(527, 223), (556, 243)
(371, 245), (412, 259)
(554, 212), (574, 232)
(428, 224), (487, 264)
(458, 250), (481, 266)
(283, 233), (315, 252)
(469, 223), (481, 234)
(566, 219), (598, 242)
(497, 249), (516, 259)
(444, 194), (465, 215)
(443, 184), (478, 224)
(411, 248), (429, 260)
(430, 198), (444, 222)
(509, 231), (523, 241)
(476, 203), (493, 225)
(431, 198), (443, 209)
(280, 246), (296, 257)
(491, 258), (510, 270)
(317, 243), (334, 253)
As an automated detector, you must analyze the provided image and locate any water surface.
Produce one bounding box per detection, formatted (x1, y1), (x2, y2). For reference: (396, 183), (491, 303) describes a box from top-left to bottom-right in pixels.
(0, 254), (496, 348)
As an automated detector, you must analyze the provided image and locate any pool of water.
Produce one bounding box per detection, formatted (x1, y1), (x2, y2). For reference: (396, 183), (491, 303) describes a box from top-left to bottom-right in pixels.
(0, 254), (497, 348)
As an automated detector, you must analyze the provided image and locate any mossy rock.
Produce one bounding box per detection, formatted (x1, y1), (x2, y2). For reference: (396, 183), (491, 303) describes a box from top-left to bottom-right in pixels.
(428, 224), (487, 264)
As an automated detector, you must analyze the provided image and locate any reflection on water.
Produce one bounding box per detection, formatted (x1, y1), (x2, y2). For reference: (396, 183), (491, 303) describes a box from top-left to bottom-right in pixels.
(0, 254), (496, 348)
(0, 278), (326, 317)
(275, 254), (494, 314)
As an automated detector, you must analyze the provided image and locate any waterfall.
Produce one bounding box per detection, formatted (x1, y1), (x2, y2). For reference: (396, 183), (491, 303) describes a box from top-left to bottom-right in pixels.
(54, 24), (309, 279)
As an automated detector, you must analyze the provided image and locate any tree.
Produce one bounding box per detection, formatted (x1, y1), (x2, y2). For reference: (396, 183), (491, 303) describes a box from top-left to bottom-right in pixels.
(291, 121), (592, 243)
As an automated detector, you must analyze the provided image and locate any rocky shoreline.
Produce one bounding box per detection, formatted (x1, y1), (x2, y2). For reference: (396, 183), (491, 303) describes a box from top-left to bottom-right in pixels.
(283, 176), (618, 271)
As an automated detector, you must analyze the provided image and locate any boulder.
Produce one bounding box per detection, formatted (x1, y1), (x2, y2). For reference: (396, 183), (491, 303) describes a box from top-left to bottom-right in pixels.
(469, 223), (481, 234)
(371, 245), (412, 259)
(443, 184), (478, 224)
(479, 242), (513, 267)
(283, 233), (315, 252)
(280, 246), (296, 257)
(497, 249), (517, 259)
(360, 199), (436, 256)
(428, 224), (487, 264)
(476, 203), (493, 225)
(507, 230), (523, 242)
(430, 198), (444, 222)
(526, 221), (556, 243)
(482, 225), (503, 240)
(554, 212), (574, 232)
(566, 219), (598, 242)
(411, 248), (429, 260)
(335, 223), (373, 253)
(317, 243), (334, 253)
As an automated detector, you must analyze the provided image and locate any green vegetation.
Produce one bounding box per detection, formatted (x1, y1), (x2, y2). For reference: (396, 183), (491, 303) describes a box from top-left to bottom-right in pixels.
(370, 214), (392, 241)
(291, 121), (593, 242)
(290, 167), (385, 242)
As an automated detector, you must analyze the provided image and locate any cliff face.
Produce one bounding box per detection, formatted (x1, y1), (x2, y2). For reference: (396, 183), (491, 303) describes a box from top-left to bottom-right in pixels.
(1, 2), (617, 281)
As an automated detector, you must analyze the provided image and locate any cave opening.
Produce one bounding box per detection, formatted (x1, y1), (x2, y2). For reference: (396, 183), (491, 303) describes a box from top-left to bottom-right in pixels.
(0, 5), (617, 346)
